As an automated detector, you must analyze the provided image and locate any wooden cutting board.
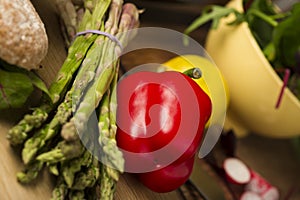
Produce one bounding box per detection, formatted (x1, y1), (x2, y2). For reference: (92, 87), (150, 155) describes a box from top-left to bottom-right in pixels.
(0, 1), (182, 199)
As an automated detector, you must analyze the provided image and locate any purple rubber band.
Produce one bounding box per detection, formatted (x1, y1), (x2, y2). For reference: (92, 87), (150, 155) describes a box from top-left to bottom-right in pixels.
(76, 30), (123, 49)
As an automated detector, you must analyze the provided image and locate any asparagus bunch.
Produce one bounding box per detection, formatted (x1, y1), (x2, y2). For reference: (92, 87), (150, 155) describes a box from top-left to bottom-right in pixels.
(8, 0), (140, 199)
(6, 0), (105, 145)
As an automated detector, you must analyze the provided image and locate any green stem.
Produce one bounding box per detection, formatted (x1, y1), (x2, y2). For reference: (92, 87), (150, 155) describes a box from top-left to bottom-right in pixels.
(98, 164), (118, 200)
(269, 12), (291, 20)
(247, 9), (278, 27)
(183, 68), (202, 79)
(108, 73), (118, 138)
(98, 89), (111, 139)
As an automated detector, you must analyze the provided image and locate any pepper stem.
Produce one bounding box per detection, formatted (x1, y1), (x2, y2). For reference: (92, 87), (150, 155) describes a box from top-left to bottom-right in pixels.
(183, 68), (202, 79)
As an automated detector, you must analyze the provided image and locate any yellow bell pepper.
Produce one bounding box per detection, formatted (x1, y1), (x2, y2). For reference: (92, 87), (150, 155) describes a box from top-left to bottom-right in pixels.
(163, 54), (230, 126)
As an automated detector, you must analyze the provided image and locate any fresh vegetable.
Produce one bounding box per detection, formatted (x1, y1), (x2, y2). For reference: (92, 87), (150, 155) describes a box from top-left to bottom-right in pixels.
(7, 0), (140, 199)
(163, 54), (230, 125)
(162, 55), (229, 159)
(184, 0), (300, 100)
(223, 157), (251, 185)
(0, 61), (49, 109)
(138, 155), (195, 193)
(163, 55), (223, 99)
(203, 131), (280, 200)
(240, 191), (262, 200)
(116, 69), (212, 192)
(246, 170), (280, 200)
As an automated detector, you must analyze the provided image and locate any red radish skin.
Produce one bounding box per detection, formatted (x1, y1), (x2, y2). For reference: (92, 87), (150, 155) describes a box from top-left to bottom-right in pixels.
(246, 170), (280, 200)
(223, 157), (251, 185)
(240, 191), (262, 200)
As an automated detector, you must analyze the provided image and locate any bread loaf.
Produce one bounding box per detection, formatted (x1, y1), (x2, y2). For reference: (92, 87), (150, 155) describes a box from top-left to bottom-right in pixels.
(0, 0), (48, 70)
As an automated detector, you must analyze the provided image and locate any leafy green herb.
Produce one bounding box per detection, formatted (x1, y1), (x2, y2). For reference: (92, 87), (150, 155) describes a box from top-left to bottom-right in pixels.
(185, 6), (243, 32)
(28, 72), (51, 97)
(0, 61), (50, 109)
(271, 3), (300, 70)
(244, 0), (277, 47)
(0, 69), (33, 109)
(183, 5), (244, 45)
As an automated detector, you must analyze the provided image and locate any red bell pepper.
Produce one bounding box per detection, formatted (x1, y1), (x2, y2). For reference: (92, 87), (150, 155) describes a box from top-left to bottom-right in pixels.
(116, 69), (212, 192)
(138, 155), (195, 193)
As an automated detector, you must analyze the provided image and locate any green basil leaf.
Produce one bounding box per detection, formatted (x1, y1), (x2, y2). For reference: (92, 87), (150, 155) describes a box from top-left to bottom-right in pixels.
(27, 72), (50, 97)
(0, 69), (34, 109)
(246, 0), (277, 48)
(273, 3), (300, 69)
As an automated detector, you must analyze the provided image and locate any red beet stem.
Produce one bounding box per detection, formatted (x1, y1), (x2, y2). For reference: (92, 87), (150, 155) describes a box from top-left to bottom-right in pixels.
(275, 69), (290, 109)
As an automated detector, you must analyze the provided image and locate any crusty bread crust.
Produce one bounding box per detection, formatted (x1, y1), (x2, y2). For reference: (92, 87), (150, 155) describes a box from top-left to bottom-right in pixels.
(0, 0), (48, 70)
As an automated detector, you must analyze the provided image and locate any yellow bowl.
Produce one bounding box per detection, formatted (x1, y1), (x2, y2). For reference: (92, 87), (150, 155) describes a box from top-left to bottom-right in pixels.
(205, 0), (300, 138)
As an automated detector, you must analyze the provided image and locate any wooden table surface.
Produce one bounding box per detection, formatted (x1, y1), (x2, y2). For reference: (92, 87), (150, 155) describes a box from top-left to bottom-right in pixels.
(1, 0), (300, 199)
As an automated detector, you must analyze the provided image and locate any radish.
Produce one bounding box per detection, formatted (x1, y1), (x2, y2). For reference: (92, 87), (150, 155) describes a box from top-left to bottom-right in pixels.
(223, 157), (251, 184)
(246, 170), (280, 200)
(240, 191), (262, 200)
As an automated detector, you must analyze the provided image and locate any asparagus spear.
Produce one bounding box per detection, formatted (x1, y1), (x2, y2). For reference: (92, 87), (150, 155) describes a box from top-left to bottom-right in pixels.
(98, 76), (124, 172)
(51, 177), (68, 200)
(71, 158), (100, 190)
(97, 2), (141, 175)
(7, 0), (111, 145)
(16, 161), (44, 183)
(21, 91), (73, 164)
(99, 164), (118, 200)
(62, 101), (103, 190)
(33, 106), (95, 178)
(12, 2), (140, 199)
(36, 139), (84, 164)
(72, 0), (124, 112)
(21, 0), (124, 164)
(108, 71), (118, 139)
(55, 0), (86, 45)
(97, 5), (141, 197)
(54, 4), (139, 198)
(62, 149), (92, 187)
(97, 72), (122, 200)
(7, 106), (50, 146)
(20, 0), (139, 165)
(68, 190), (85, 200)
(48, 0), (112, 105)
(63, 1), (140, 144)
(20, 36), (102, 164)
(49, 163), (60, 176)
(98, 88), (111, 139)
